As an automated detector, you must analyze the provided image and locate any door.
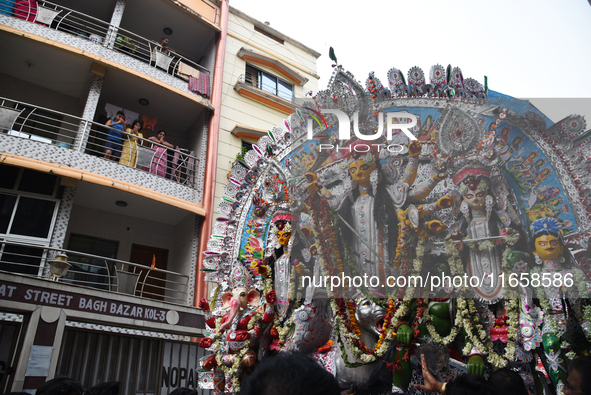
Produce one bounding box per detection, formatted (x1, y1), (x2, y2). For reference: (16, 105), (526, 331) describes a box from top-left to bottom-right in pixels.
(129, 244), (168, 301)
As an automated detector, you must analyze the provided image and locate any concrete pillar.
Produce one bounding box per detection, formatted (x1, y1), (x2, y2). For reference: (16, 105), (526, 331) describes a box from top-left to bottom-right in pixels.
(74, 72), (104, 151)
(105, 0), (126, 49)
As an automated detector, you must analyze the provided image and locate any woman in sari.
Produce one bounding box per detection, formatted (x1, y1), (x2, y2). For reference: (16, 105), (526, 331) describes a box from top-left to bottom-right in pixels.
(148, 130), (173, 177)
(120, 119), (143, 167)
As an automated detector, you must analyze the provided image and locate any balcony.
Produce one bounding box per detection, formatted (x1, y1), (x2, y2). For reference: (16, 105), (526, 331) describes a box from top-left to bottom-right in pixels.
(0, 240), (191, 305)
(234, 74), (298, 115)
(0, 96), (205, 206)
(0, 0), (217, 102)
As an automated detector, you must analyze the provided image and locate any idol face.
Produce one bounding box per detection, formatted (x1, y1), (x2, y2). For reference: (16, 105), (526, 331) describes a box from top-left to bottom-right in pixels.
(463, 191), (486, 211)
(534, 234), (564, 262)
(349, 158), (377, 187)
(276, 230), (292, 248)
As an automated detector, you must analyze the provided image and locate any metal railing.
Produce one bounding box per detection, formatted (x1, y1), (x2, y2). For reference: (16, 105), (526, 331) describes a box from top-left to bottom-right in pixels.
(0, 240), (191, 305)
(0, 0), (210, 81)
(237, 74), (295, 102)
(0, 97), (200, 189)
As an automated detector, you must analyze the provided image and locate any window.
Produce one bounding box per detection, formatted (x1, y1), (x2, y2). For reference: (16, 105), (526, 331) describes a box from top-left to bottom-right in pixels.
(66, 234), (120, 290)
(0, 165), (59, 243)
(245, 64), (294, 101)
(254, 26), (284, 44)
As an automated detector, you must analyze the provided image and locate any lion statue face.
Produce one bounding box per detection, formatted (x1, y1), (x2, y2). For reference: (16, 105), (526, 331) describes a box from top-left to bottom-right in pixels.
(355, 298), (386, 337)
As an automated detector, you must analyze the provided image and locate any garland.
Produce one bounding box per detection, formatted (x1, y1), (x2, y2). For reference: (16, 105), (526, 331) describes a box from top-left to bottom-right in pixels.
(307, 194), (344, 296)
(332, 235), (428, 368)
(461, 297), (519, 369)
(423, 300), (462, 346)
(213, 309), (261, 393)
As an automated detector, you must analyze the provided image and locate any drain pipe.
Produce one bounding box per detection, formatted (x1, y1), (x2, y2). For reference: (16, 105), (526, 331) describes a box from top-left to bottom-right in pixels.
(195, 0), (229, 305)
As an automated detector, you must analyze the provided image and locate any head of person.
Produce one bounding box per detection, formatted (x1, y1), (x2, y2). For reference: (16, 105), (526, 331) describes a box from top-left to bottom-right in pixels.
(36, 377), (83, 395)
(531, 217), (564, 262)
(488, 368), (528, 395)
(446, 374), (493, 395)
(239, 352), (340, 395)
(84, 382), (120, 395)
(115, 111), (125, 122)
(157, 130), (166, 139)
(567, 356), (591, 395)
(131, 119), (143, 131)
(160, 37), (169, 46)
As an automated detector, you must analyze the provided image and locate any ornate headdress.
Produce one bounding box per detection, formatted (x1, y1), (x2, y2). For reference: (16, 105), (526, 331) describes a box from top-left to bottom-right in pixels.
(229, 263), (253, 290)
(271, 211), (292, 234)
(453, 164), (491, 194)
(531, 217), (563, 241)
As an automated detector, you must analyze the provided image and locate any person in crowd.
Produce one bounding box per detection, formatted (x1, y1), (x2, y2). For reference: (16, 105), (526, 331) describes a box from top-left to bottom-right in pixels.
(567, 357), (591, 395)
(36, 377), (83, 395)
(104, 111), (126, 161)
(83, 382), (119, 395)
(159, 37), (173, 53)
(148, 130), (173, 177)
(239, 351), (340, 395)
(415, 354), (493, 395)
(488, 368), (528, 395)
(120, 119), (143, 167)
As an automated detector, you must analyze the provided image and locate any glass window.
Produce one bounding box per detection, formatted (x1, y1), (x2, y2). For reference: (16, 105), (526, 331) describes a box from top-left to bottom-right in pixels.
(10, 197), (56, 238)
(0, 243), (44, 275)
(278, 79), (294, 101)
(0, 164), (19, 190)
(261, 72), (276, 95)
(18, 169), (57, 196)
(245, 65), (293, 101)
(66, 234), (119, 290)
(0, 193), (17, 234)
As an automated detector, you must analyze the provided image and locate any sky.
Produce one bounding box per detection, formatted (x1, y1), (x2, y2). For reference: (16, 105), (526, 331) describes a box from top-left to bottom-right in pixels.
(229, 0), (591, 124)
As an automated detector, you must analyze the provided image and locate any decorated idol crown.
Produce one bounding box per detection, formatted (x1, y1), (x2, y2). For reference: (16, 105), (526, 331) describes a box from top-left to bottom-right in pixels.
(453, 163), (491, 194)
(531, 217), (563, 241)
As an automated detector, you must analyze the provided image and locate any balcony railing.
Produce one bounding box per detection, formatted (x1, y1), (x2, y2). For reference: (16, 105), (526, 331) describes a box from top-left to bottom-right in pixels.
(0, 0), (210, 83)
(0, 97), (200, 189)
(237, 74), (295, 102)
(0, 240), (191, 305)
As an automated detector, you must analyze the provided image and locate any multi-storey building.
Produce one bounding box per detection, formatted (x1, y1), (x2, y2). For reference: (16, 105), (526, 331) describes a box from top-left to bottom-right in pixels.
(0, 0), (220, 393)
(200, 7), (319, 298)
(0, 0), (318, 393)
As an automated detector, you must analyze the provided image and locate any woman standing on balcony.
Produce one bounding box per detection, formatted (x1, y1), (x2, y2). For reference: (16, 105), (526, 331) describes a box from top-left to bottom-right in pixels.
(104, 111), (126, 161)
(120, 119), (144, 167)
(148, 130), (173, 177)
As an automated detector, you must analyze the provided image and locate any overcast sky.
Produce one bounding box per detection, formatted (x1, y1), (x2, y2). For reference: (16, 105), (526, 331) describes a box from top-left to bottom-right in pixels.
(230, 0), (591, 124)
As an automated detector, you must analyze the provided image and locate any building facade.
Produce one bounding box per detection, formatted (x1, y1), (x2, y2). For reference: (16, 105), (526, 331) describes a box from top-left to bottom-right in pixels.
(0, 0), (318, 393)
(202, 7), (319, 297)
(0, 0), (220, 392)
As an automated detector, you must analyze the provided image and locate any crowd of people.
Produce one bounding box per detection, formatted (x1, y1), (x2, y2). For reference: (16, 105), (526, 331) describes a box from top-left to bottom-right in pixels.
(239, 352), (591, 395)
(2, 353), (590, 395)
(103, 110), (174, 178)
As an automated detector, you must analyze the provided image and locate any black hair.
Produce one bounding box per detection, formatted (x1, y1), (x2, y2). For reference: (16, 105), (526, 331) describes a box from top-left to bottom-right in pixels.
(572, 357), (591, 395)
(446, 374), (493, 395)
(36, 377), (83, 395)
(132, 119), (143, 129)
(83, 382), (120, 395)
(239, 352), (340, 395)
(115, 111), (125, 117)
(158, 130), (166, 136)
(168, 389), (197, 395)
(488, 368), (528, 395)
